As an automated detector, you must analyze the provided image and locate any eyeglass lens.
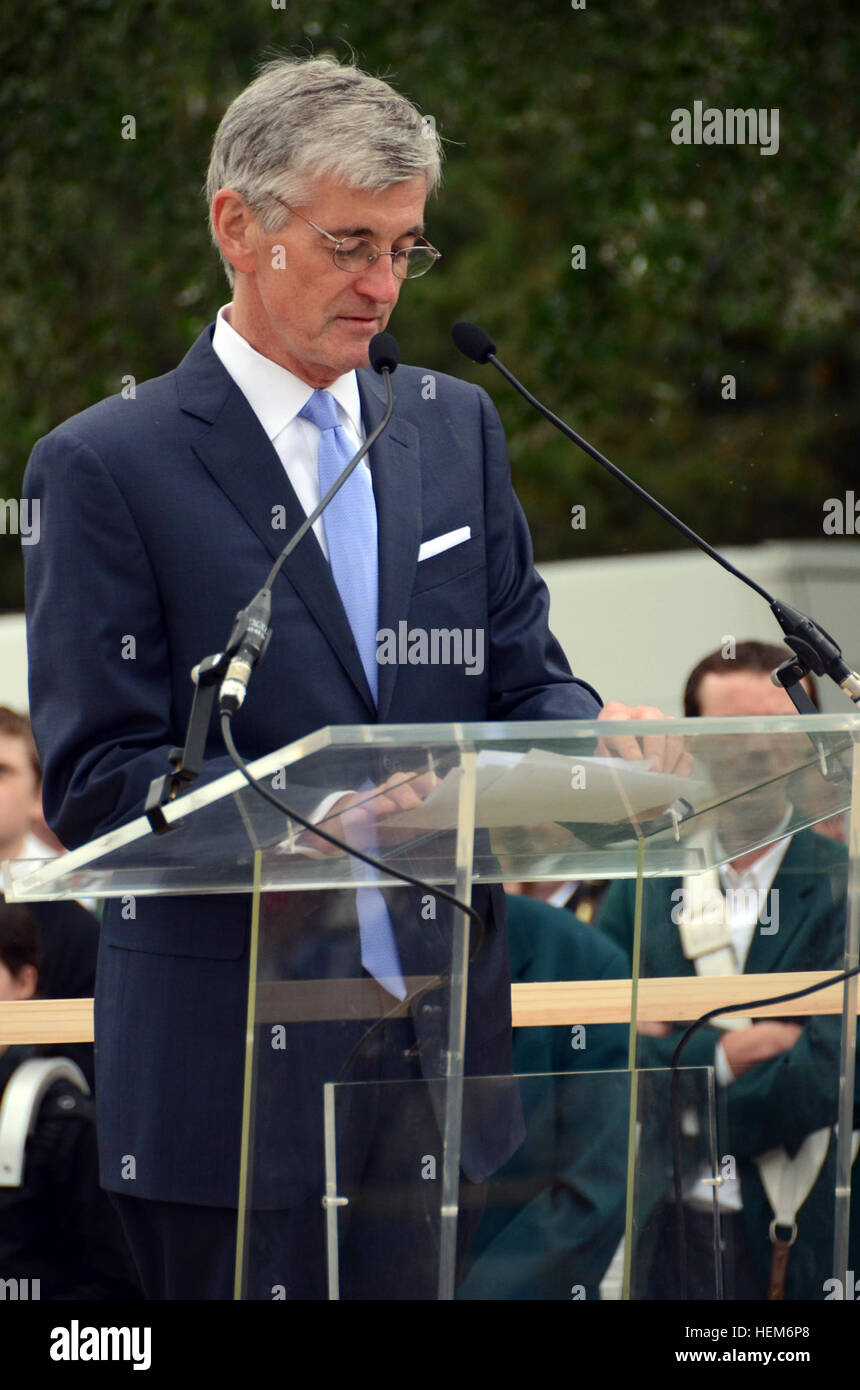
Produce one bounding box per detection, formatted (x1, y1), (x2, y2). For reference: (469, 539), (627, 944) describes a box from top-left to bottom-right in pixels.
(333, 238), (438, 278)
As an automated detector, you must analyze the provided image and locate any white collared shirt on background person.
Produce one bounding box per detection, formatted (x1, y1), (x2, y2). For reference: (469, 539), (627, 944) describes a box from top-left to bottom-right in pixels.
(687, 811), (794, 1211)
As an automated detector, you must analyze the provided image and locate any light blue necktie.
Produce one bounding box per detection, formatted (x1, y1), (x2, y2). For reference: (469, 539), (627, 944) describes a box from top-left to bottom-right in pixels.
(299, 390), (406, 999)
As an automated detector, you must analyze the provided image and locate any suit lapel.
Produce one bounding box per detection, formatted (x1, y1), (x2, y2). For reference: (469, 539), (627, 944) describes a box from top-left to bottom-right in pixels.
(357, 367), (422, 723)
(744, 836), (815, 974)
(177, 328), (375, 711)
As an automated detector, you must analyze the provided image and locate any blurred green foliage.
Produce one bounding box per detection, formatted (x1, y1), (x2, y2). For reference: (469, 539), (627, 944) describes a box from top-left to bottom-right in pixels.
(1, 0), (857, 609)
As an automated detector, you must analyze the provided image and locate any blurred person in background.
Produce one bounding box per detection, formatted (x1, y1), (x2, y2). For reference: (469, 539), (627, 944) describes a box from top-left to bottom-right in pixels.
(0, 898), (140, 1298)
(0, 708), (98, 1088)
(596, 641), (856, 1299)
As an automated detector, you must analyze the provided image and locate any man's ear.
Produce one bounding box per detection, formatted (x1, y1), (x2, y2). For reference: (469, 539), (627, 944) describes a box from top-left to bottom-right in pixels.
(211, 189), (261, 278)
(14, 963), (38, 1001)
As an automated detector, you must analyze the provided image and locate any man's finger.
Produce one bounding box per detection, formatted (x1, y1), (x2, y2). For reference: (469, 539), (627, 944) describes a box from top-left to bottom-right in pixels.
(598, 703), (693, 777)
(597, 733), (648, 762)
(640, 733), (685, 773)
(676, 750), (695, 779)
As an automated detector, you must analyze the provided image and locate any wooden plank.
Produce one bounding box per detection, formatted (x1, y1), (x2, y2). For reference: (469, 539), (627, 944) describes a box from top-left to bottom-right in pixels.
(0, 997), (94, 1044)
(0, 971), (854, 1044)
(510, 971), (855, 1027)
(254, 977), (430, 1022)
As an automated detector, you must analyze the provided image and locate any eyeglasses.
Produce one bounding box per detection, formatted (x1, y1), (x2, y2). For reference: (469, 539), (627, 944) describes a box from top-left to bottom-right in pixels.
(262, 192), (442, 280)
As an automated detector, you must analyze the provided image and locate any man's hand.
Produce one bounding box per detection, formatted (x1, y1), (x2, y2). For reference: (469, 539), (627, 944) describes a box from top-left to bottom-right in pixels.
(720, 1021), (803, 1081)
(297, 770), (438, 856)
(597, 701), (694, 777)
(637, 1020), (672, 1037)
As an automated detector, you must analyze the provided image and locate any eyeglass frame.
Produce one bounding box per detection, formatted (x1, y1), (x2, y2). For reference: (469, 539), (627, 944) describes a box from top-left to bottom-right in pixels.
(259, 191), (442, 279)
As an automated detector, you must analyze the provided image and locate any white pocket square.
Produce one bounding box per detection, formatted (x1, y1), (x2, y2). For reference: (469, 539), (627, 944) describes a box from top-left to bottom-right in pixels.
(417, 526), (471, 563)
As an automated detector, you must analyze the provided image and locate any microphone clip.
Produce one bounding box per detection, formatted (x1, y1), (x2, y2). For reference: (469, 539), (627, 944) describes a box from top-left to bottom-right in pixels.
(144, 595), (272, 834)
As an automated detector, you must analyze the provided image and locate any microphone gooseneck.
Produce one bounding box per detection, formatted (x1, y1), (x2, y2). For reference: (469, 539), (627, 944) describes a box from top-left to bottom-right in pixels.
(451, 320), (860, 708)
(146, 333), (404, 828)
(217, 332), (400, 718)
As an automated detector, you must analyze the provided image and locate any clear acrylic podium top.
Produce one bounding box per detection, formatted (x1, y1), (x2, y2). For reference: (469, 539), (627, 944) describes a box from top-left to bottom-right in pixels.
(3, 713), (857, 902)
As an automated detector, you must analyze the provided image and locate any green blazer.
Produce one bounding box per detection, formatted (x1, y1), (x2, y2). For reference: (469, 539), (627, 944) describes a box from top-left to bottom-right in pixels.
(597, 828), (854, 1298)
(457, 893), (632, 1301)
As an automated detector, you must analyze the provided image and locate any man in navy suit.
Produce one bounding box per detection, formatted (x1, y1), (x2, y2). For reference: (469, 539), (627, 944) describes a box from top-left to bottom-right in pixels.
(23, 54), (684, 1299)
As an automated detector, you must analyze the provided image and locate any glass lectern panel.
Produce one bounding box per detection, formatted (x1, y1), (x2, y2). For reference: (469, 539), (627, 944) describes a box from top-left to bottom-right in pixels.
(234, 863), (473, 1300)
(607, 752), (859, 1300)
(3, 714), (856, 1302)
(319, 1068), (717, 1300)
(5, 715), (855, 903)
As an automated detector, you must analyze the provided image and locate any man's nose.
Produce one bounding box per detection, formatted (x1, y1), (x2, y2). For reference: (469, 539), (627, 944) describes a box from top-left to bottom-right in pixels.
(353, 253), (400, 300)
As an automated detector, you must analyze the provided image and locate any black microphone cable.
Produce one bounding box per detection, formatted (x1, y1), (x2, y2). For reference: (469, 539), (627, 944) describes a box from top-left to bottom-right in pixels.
(667, 963), (860, 1300)
(450, 318), (860, 1290)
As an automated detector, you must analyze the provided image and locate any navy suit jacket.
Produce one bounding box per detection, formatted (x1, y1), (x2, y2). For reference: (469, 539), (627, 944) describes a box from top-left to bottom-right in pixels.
(23, 324), (602, 1208)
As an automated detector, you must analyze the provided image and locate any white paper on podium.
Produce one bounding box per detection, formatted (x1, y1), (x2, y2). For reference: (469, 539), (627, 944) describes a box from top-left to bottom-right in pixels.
(384, 747), (699, 829)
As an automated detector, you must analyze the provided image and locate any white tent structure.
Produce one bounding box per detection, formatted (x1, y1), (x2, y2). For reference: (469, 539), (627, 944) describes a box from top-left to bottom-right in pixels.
(2, 539), (858, 718)
(538, 540), (860, 715)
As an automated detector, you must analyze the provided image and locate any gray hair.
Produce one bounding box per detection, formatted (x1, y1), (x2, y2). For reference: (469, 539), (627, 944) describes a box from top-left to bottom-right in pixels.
(206, 54), (443, 286)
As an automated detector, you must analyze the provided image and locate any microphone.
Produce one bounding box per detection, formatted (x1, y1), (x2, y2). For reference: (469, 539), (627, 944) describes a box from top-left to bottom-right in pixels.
(217, 331), (400, 718)
(451, 322), (496, 364)
(451, 320), (860, 711)
(369, 331), (400, 375)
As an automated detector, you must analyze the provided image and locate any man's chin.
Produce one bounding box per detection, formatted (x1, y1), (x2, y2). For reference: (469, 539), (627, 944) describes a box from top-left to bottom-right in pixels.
(337, 335), (377, 373)
(308, 319), (384, 381)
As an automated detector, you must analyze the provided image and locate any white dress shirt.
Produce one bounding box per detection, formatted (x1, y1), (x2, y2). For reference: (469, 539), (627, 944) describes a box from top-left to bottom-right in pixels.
(716, 830), (793, 973)
(212, 305), (370, 836)
(687, 813), (794, 1211)
(211, 304), (367, 562)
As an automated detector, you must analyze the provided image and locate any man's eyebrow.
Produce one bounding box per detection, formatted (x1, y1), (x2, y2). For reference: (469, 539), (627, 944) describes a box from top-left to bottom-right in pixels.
(329, 222), (425, 239)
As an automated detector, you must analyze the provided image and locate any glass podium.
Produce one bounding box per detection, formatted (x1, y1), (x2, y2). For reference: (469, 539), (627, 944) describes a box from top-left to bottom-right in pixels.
(5, 713), (858, 1299)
